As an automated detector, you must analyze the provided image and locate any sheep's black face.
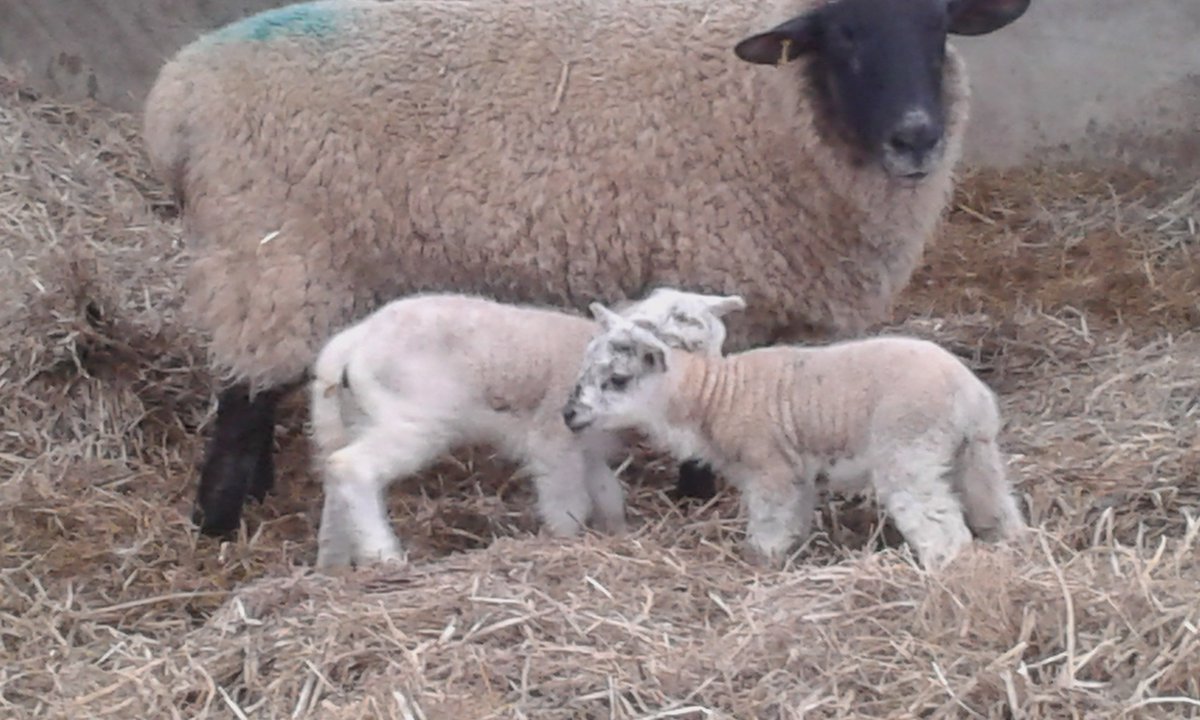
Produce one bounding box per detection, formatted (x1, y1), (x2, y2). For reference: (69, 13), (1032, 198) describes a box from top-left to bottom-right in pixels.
(735, 0), (1031, 180)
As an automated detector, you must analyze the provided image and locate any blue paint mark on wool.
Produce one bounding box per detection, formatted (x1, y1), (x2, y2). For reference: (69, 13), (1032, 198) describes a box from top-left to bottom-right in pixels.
(212, 3), (339, 42)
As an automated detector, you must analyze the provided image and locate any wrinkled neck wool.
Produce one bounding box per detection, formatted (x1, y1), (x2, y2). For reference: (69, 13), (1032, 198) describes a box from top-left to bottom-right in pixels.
(653, 350), (742, 461)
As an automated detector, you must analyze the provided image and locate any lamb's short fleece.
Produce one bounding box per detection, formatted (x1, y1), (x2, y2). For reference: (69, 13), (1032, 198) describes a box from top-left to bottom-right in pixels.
(311, 289), (746, 569)
(562, 303), (1026, 569)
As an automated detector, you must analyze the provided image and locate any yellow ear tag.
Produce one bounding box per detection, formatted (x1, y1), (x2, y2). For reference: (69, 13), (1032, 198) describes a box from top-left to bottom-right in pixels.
(776, 38), (793, 67)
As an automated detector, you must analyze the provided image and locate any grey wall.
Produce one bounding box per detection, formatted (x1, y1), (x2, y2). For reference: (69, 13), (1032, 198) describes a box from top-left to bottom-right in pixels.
(953, 0), (1200, 172)
(1, 0), (1196, 171)
(0, 0), (280, 110)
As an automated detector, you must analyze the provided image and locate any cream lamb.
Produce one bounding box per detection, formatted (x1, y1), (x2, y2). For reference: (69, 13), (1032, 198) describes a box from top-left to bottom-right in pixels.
(562, 303), (1027, 570)
(311, 289), (746, 569)
(142, 0), (1033, 534)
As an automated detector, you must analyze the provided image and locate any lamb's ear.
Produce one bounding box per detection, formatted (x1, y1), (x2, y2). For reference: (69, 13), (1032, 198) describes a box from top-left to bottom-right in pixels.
(947, 0), (1031, 36)
(734, 12), (821, 66)
(640, 343), (667, 374)
(589, 302), (624, 329)
(705, 294), (748, 317)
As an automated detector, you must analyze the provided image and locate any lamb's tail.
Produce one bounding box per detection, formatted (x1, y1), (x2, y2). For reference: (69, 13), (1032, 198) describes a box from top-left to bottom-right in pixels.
(309, 327), (371, 457)
(953, 385), (1027, 542)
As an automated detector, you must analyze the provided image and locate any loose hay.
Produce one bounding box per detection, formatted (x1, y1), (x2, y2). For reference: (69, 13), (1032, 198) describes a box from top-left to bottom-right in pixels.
(0, 66), (1197, 718)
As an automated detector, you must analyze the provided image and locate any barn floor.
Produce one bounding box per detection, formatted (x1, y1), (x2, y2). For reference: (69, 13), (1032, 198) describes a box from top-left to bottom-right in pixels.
(0, 69), (1197, 719)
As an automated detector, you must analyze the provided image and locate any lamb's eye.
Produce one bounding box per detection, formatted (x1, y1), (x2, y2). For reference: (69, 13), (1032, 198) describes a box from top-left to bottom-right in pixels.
(605, 376), (630, 392)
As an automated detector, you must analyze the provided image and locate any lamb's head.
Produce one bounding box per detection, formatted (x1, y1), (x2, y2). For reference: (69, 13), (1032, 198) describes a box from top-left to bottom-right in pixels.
(733, 0), (1031, 180)
(563, 303), (673, 434)
(619, 288), (746, 356)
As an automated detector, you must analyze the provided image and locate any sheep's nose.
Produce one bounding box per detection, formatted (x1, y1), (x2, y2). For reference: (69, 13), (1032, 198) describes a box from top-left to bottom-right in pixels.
(887, 116), (941, 158)
(562, 406), (577, 426)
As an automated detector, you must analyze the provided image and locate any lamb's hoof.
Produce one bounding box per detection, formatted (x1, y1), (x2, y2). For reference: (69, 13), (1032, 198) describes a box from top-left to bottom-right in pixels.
(315, 548), (353, 572)
(587, 510), (629, 535)
(741, 543), (788, 570)
(346, 553), (408, 573)
(596, 520), (630, 536)
(315, 559), (354, 575)
(540, 517), (589, 539)
(913, 543), (969, 572)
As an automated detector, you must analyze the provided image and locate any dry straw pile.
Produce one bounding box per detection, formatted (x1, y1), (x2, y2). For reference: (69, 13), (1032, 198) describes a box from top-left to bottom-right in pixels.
(0, 67), (1197, 719)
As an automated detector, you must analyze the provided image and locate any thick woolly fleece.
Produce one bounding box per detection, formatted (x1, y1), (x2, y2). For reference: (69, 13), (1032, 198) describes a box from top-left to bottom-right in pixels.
(142, 0), (971, 394)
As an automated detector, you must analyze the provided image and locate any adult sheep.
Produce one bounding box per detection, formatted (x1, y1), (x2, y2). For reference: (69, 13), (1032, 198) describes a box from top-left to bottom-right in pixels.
(142, 0), (1032, 535)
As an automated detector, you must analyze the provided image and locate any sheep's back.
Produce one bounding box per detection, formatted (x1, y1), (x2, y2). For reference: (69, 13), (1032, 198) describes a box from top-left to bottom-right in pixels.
(142, 0), (968, 388)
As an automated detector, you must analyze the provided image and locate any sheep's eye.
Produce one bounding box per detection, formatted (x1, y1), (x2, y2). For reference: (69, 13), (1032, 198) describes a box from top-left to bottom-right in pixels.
(605, 375), (631, 392)
(827, 22), (860, 55)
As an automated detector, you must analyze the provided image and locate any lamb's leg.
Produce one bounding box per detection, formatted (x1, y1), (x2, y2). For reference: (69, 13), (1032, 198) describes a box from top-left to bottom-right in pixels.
(740, 466), (815, 568)
(325, 428), (445, 566)
(583, 453), (627, 534)
(955, 437), (1026, 542)
(525, 439), (594, 538)
(874, 447), (973, 570)
(674, 459), (718, 502)
(193, 384), (286, 536)
(315, 489), (354, 569)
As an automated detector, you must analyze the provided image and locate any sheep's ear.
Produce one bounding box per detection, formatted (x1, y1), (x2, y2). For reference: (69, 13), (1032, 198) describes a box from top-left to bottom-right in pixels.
(590, 302), (624, 329)
(734, 12), (821, 66)
(705, 294), (747, 317)
(947, 0), (1031, 36)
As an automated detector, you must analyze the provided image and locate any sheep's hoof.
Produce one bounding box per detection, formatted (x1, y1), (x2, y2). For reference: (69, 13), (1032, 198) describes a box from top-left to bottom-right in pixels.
(192, 510), (223, 537)
(672, 459), (719, 503)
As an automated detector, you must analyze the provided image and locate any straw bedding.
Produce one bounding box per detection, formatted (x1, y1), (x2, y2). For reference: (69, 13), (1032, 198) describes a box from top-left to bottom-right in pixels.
(0, 66), (1197, 719)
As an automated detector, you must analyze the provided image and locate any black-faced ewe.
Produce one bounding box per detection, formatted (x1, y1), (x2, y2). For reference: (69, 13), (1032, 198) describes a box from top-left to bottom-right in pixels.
(562, 304), (1027, 570)
(141, 0), (1033, 534)
(310, 290), (745, 569)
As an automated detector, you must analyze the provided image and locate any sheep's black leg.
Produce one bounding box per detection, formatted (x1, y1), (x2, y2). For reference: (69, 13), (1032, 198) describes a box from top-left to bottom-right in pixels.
(193, 384), (284, 536)
(674, 459), (718, 502)
(246, 392), (281, 503)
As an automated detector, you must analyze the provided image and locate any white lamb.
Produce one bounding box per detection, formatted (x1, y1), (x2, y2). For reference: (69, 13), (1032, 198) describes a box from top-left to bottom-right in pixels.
(311, 289), (746, 569)
(562, 303), (1027, 570)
